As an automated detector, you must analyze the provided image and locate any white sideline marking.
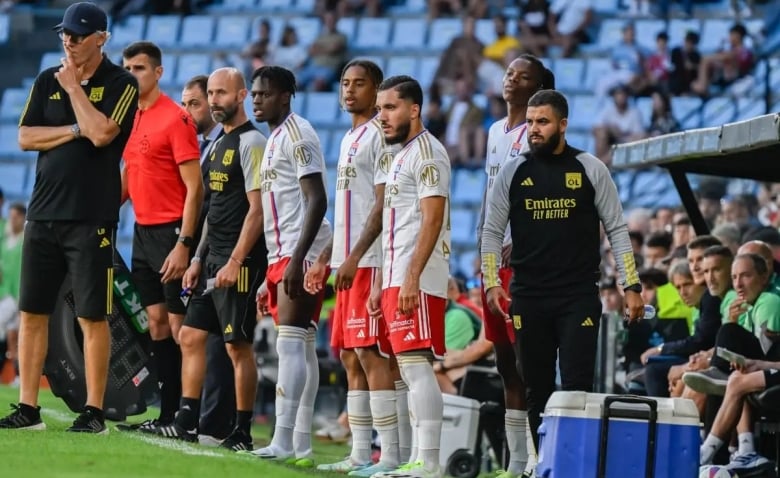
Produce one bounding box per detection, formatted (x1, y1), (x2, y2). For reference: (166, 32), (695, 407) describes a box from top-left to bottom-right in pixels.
(126, 434), (225, 458)
(41, 408), (73, 423)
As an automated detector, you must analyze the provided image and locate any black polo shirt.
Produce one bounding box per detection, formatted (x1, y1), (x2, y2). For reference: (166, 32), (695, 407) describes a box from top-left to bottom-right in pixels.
(19, 55), (138, 223)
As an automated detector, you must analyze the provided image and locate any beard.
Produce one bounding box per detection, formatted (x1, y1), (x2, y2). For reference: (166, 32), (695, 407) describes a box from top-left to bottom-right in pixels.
(385, 120), (411, 145)
(528, 131), (562, 156)
(211, 103), (238, 124)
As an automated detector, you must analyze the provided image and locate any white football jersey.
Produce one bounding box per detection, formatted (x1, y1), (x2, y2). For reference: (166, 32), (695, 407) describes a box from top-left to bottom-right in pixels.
(260, 113), (332, 264)
(332, 117), (396, 269)
(382, 130), (451, 299)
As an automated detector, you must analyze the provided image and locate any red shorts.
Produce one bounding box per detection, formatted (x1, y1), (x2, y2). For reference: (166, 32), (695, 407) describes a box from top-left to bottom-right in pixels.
(381, 287), (446, 358)
(330, 267), (392, 356)
(481, 267), (515, 344)
(266, 257), (329, 327)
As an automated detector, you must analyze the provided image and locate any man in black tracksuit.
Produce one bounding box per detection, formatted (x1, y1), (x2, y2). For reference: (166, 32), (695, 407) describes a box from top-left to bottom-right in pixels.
(480, 90), (645, 448)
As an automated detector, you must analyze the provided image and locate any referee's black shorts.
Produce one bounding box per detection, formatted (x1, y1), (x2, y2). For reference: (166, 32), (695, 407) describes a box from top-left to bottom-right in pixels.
(131, 221), (187, 315)
(19, 221), (115, 320)
(184, 257), (263, 344)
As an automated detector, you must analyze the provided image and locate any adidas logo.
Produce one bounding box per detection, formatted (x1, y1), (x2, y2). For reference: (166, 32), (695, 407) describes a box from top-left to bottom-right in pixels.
(49, 92), (61, 100)
(356, 330), (365, 339)
(276, 386), (285, 397)
(581, 317), (594, 327)
(99, 237), (111, 248)
(403, 331), (416, 342)
(224, 324), (233, 334)
(520, 177), (534, 186)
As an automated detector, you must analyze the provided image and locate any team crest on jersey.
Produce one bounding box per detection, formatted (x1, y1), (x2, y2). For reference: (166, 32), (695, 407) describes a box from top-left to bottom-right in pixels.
(348, 141), (359, 157)
(88, 87), (104, 102)
(509, 142), (523, 157)
(420, 164), (440, 187)
(222, 149), (235, 166)
(379, 153), (392, 173)
(294, 144), (313, 166)
(565, 172), (582, 190)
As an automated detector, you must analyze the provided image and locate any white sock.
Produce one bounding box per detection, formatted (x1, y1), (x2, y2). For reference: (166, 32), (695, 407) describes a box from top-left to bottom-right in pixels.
(700, 434), (724, 465)
(293, 327), (319, 458)
(271, 326), (308, 455)
(395, 379), (412, 463)
(737, 432), (755, 456)
(525, 417), (538, 473)
(346, 390), (373, 464)
(505, 409), (528, 475)
(399, 355), (442, 471)
(371, 390), (400, 468)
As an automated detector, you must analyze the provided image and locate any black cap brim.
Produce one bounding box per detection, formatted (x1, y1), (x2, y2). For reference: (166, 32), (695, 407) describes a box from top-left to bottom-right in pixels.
(53, 22), (95, 36)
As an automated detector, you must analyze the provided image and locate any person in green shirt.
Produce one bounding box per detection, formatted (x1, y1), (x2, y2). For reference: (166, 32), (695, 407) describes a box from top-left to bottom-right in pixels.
(444, 299), (479, 352)
(0, 202), (25, 384)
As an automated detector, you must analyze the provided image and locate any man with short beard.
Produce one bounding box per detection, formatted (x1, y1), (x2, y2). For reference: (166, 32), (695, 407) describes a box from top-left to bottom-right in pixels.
(481, 90), (645, 452)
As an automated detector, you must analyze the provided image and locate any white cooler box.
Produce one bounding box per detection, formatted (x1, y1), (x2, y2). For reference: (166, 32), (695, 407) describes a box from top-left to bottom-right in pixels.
(536, 392), (701, 478)
(440, 393), (481, 477)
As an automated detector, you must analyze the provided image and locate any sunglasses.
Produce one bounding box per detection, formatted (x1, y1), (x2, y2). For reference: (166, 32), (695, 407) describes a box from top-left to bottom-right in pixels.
(58, 30), (97, 45)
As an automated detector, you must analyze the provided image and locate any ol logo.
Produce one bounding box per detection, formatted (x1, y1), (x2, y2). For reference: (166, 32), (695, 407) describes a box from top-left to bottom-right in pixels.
(89, 87), (104, 103)
(222, 149), (234, 166)
(565, 172), (582, 190)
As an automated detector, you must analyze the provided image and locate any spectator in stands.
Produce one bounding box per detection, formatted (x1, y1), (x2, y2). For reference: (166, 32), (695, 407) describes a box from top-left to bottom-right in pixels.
(627, 207), (654, 237)
(483, 15), (520, 65)
(721, 194), (759, 234)
(592, 85), (645, 164)
(672, 215), (693, 250)
(444, 291), (478, 352)
(691, 24), (754, 96)
(267, 25), (307, 74)
(0, 203), (24, 387)
(433, 16), (484, 95)
(743, 226), (780, 262)
(653, 206), (675, 233)
(711, 222), (741, 255)
(424, 96), (448, 141)
(669, 30), (700, 95)
(315, 0), (381, 17)
(518, 0), (551, 57)
(447, 276), (482, 319)
(444, 77), (485, 168)
(644, 231), (673, 270)
(655, 0), (693, 19)
(696, 181), (724, 229)
(645, 33), (672, 94)
(548, 0), (592, 57)
(629, 230), (644, 255)
(596, 23), (647, 99)
(648, 91), (679, 137)
(427, 0), (488, 20)
(296, 12), (347, 92)
(730, 0), (754, 19)
(242, 19), (271, 74)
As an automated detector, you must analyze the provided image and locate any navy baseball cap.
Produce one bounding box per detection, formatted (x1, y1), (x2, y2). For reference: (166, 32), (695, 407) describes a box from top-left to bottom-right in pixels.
(53, 2), (108, 35)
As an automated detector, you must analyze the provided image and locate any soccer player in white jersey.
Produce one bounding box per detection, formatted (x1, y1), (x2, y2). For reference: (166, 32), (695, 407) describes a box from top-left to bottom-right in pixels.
(367, 75), (451, 478)
(247, 66), (332, 466)
(477, 55), (555, 478)
(305, 60), (411, 476)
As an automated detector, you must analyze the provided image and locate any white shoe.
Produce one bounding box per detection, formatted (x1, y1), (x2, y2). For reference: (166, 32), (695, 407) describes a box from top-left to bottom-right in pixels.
(198, 434), (224, 447)
(247, 445), (293, 460)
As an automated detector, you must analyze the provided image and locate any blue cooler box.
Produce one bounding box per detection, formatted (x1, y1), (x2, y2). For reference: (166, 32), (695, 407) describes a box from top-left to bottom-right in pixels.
(536, 392), (700, 478)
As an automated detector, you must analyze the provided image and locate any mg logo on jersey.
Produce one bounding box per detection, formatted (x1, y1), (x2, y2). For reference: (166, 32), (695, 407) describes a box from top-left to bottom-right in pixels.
(222, 149), (235, 166)
(420, 164), (440, 187)
(565, 172), (582, 190)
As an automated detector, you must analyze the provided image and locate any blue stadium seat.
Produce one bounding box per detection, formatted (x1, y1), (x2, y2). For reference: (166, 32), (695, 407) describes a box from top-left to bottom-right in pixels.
(336, 108), (351, 127)
(450, 207), (475, 246)
(634, 96), (653, 126)
(0, 161), (29, 197)
(553, 58), (585, 93)
(672, 97), (702, 130)
(452, 169), (485, 206)
(305, 92), (339, 126)
(294, 0), (316, 11)
(767, 58), (780, 91)
(336, 17), (357, 44)
(180, 15), (214, 47)
(634, 19), (665, 52)
(39, 51), (62, 73)
(735, 97), (766, 121)
(215, 16), (251, 48)
(631, 169), (674, 209)
(744, 19), (765, 39)
(325, 166), (337, 204)
(565, 131), (590, 151)
(351, 55), (385, 73)
(568, 95), (602, 131)
(288, 17), (321, 47)
(612, 170), (635, 205)
(159, 53), (178, 87)
(386, 57), (419, 78)
(257, 0), (292, 11)
(317, 129), (331, 164)
(701, 97), (735, 127)
(291, 92), (306, 116)
(428, 18), (462, 51)
(175, 53), (211, 85)
(0, 124), (20, 155)
(418, 56), (440, 91)
(591, 0), (619, 13)
(668, 19), (700, 48)
(596, 19), (624, 51)
(699, 19), (731, 54)
(109, 15), (146, 47)
(392, 18), (428, 50)
(583, 58), (612, 93)
(222, 0), (257, 9)
(145, 15), (182, 48)
(0, 14), (9, 44)
(354, 18), (392, 50)
(456, 250), (478, 279)
(474, 18), (496, 46)
(327, 127), (343, 163)
(1, 88), (29, 123)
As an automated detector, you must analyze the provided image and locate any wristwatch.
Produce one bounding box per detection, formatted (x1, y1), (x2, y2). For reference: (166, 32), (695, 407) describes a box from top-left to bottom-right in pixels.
(178, 236), (194, 248)
(624, 283), (642, 294)
(71, 123), (81, 139)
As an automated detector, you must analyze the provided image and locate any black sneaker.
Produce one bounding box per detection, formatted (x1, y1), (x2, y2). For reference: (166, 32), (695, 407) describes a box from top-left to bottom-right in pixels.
(0, 404), (46, 430)
(220, 428), (253, 452)
(67, 409), (108, 434)
(150, 422), (198, 442)
(116, 418), (164, 432)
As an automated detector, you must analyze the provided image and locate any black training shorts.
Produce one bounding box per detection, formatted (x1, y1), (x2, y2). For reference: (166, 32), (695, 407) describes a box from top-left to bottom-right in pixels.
(19, 221), (115, 320)
(131, 221), (187, 315)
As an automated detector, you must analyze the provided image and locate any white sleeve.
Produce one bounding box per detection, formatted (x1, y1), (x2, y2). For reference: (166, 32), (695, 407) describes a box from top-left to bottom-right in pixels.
(414, 154), (451, 199)
(289, 129), (325, 179)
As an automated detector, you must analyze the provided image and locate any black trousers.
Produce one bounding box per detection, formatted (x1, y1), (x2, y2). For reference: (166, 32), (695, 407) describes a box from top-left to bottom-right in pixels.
(512, 292), (602, 448)
(199, 332), (236, 439)
(710, 322), (765, 373)
(645, 357), (687, 397)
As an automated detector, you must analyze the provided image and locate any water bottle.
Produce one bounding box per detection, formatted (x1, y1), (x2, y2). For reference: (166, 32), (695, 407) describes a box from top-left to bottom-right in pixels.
(642, 304), (656, 319)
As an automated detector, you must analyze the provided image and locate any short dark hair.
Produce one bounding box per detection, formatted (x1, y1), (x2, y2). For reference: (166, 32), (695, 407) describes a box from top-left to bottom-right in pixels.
(629, 230), (644, 248)
(639, 268), (668, 287)
(702, 245), (733, 261)
(730, 23), (747, 38)
(8, 202), (25, 215)
(378, 75), (423, 108)
(184, 75), (208, 95)
(528, 89), (568, 119)
(735, 253), (768, 275)
(656, 31), (669, 41)
(743, 226), (780, 246)
(645, 231), (672, 250)
(251, 65), (297, 97)
(687, 235), (722, 251)
(685, 30), (700, 44)
(122, 41), (162, 67)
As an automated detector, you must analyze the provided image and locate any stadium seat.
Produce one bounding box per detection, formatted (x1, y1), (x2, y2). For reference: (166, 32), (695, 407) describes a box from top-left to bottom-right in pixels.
(428, 18), (462, 51)
(258, 0), (292, 11)
(566, 132), (590, 151)
(159, 53), (178, 87)
(305, 92), (339, 126)
(327, 127), (343, 162)
(452, 169), (485, 206)
(591, 0), (619, 13)
(701, 97), (735, 127)
(672, 97), (702, 130)
(456, 250), (478, 279)
(392, 18), (428, 50)
(39, 51), (62, 73)
(288, 17), (321, 47)
(222, 0), (257, 9)
(0, 88), (29, 123)
(583, 58), (612, 93)
(612, 170), (635, 205)
(351, 55), (385, 73)
(214, 16), (251, 48)
(450, 207), (475, 246)
(474, 18), (496, 46)
(317, 129), (332, 164)
(336, 17), (357, 44)
(552, 58), (586, 93)
(0, 124), (20, 155)
(386, 57), (419, 78)
(668, 18), (700, 48)
(699, 19), (731, 54)
(175, 53), (211, 86)
(634, 19), (665, 52)
(354, 18), (392, 50)
(418, 56), (440, 91)
(0, 161), (29, 197)
(325, 167), (338, 203)
(631, 169), (673, 209)
(145, 15), (182, 48)
(634, 96), (653, 126)
(109, 15), (146, 47)
(179, 15), (215, 47)
(293, 0), (316, 12)
(596, 19), (625, 51)
(336, 108), (351, 127)
(568, 95), (602, 131)
(735, 97), (766, 121)
(0, 13), (9, 44)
